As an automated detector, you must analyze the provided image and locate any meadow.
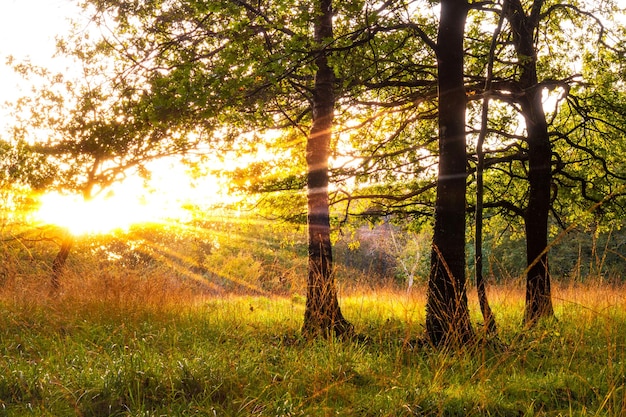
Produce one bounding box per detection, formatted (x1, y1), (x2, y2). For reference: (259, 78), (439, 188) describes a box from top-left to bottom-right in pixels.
(0, 273), (624, 416)
(0, 219), (625, 416)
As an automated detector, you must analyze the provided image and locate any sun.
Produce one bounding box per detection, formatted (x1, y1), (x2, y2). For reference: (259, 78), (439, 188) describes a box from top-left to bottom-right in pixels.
(34, 159), (229, 236)
(35, 192), (175, 236)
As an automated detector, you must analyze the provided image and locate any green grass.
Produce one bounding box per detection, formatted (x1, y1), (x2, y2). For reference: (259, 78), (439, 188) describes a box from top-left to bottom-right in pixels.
(0, 276), (624, 416)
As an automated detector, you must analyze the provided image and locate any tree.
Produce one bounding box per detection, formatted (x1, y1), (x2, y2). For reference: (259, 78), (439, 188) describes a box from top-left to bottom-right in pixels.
(301, 0), (353, 338)
(473, 4), (505, 336)
(8, 56), (194, 289)
(465, 0), (626, 324)
(501, 0), (555, 325)
(426, 0), (474, 346)
(495, 0), (623, 323)
(73, 0), (357, 337)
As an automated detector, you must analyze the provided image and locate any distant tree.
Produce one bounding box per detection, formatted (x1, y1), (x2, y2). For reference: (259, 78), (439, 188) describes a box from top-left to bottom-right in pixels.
(7, 58), (194, 289)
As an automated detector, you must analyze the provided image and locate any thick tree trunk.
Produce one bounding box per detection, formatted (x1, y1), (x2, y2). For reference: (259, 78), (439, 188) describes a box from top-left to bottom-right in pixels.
(301, 0), (352, 339)
(426, 0), (473, 347)
(522, 89), (554, 324)
(503, 0), (555, 325)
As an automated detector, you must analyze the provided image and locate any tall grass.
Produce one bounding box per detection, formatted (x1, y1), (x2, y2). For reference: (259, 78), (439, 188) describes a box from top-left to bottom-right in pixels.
(0, 218), (624, 415)
(0, 268), (624, 416)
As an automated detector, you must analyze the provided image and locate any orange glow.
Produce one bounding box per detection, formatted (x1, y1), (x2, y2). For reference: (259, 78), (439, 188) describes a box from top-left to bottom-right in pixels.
(34, 159), (231, 235)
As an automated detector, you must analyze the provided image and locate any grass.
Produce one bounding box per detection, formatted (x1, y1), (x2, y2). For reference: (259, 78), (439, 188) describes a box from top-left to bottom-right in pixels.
(0, 272), (624, 416)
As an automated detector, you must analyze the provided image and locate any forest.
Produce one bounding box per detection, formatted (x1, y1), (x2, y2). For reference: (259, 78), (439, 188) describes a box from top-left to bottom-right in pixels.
(0, 0), (626, 415)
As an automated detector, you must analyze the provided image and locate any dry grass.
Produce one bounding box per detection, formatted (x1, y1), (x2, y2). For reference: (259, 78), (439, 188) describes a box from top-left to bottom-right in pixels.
(0, 219), (625, 415)
(0, 270), (625, 415)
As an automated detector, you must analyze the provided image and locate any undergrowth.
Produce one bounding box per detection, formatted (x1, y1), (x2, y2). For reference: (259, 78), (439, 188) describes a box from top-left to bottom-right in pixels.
(0, 273), (624, 416)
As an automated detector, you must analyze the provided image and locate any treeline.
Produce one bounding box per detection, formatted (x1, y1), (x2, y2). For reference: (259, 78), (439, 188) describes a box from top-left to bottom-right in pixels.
(336, 222), (626, 286)
(2, 215), (623, 303)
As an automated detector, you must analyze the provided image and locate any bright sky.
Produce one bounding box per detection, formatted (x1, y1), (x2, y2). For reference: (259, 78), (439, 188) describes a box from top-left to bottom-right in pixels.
(0, 0), (76, 50)
(0, 0), (79, 100)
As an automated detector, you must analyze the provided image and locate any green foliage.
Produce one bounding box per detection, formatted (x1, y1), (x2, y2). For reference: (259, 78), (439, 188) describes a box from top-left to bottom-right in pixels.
(7, 207), (626, 302)
(62, 0), (449, 223)
(0, 139), (55, 192)
(6, 55), (197, 202)
(462, 0), (626, 238)
(24, 0), (617, 241)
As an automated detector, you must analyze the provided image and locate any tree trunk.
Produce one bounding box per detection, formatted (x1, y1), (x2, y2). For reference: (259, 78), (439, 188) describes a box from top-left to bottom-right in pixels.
(522, 89), (554, 324)
(51, 233), (74, 291)
(426, 0), (473, 347)
(301, 0), (352, 339)
(476, 104), (497, 336)
(474, 7), (505, 337)
(50, 186), (92, 292)
(503, 0), (555, 325)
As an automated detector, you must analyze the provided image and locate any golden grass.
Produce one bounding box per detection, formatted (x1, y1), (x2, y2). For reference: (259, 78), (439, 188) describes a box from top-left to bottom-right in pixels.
(0, 270), (625, 415)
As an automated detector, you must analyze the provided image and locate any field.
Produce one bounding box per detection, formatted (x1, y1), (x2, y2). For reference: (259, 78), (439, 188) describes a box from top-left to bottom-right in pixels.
(0, 217), (624, 416)
(0, 273), (624, 416)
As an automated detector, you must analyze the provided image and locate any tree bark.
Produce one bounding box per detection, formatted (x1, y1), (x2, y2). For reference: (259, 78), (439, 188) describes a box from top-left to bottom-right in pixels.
(301, 0), (352, 339)
(426, 0), (473, 347)
(503, 0), (555, 325)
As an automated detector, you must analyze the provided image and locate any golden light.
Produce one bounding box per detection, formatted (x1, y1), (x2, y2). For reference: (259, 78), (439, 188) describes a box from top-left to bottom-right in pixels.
(33, 159), (230, 236)
(36, 192), (161, 235)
